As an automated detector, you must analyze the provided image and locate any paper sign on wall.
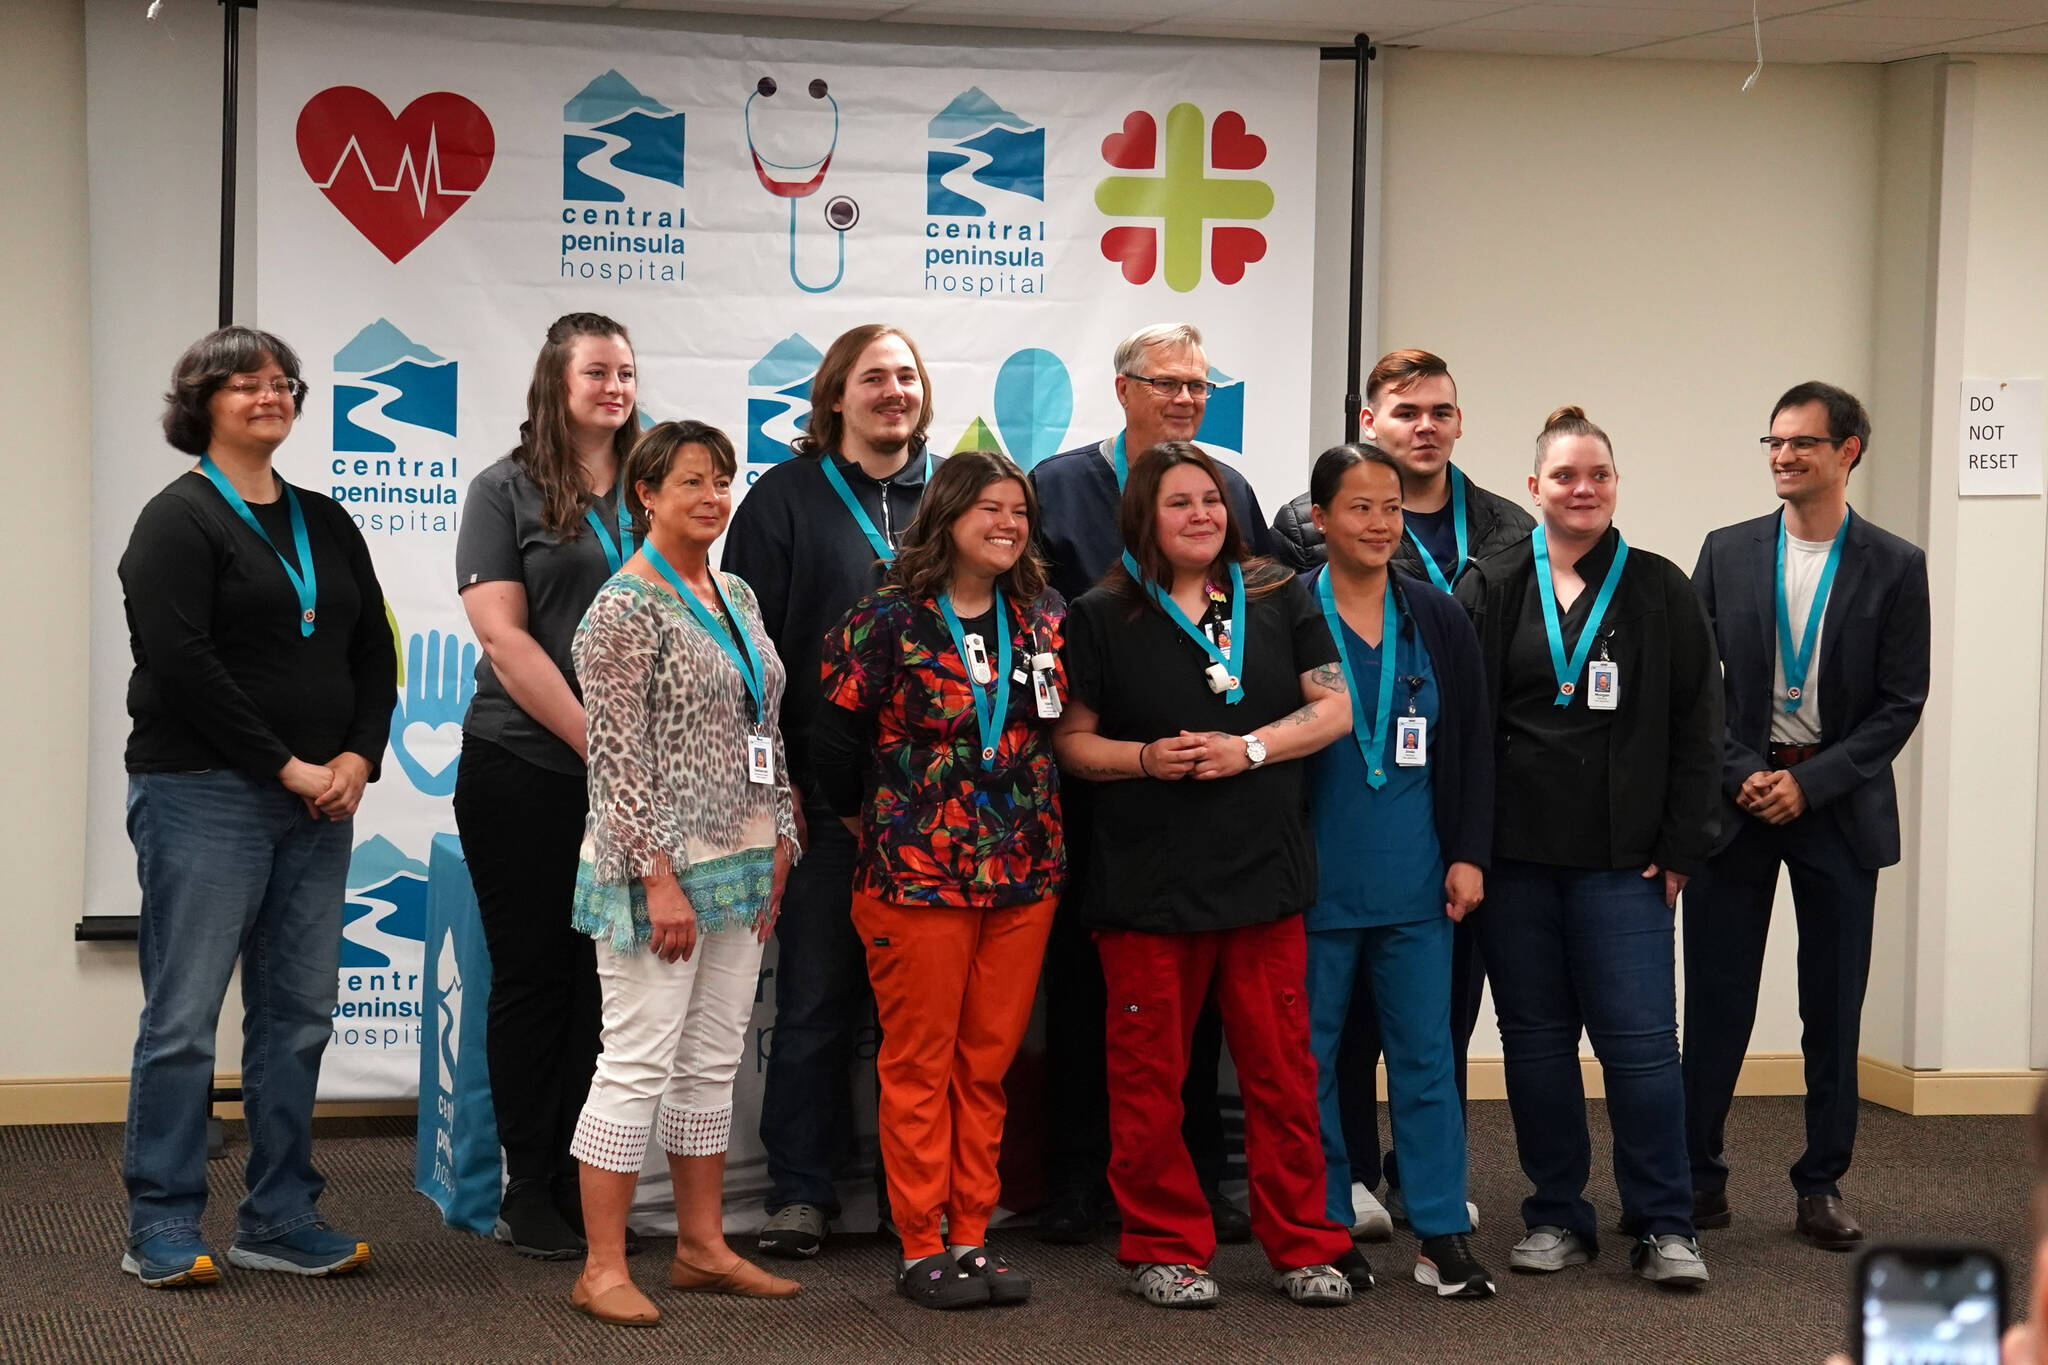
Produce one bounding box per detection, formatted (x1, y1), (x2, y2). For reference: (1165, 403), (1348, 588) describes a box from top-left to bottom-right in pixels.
(1958, 379), (2044, 497)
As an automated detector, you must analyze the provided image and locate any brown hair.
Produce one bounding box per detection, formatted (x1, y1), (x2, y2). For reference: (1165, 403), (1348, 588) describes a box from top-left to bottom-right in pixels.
(514, 312), (640, 538)
(889, 451), (1046, 603)
(1366, 348), (1454, 407)
(162, 326), (306, 455)
(791, 324), (933, 460)
(624, 420), (738, 533)
(1534, 404), (1615, 473)
(1106, 441), (1288, 604)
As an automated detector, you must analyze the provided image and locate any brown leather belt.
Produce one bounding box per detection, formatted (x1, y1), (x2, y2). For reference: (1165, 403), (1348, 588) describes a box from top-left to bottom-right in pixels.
(1768, 742), (1823, 769)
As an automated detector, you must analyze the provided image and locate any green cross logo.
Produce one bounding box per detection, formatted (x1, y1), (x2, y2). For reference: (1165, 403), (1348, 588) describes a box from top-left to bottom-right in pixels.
(1094, 103), (1274, 293)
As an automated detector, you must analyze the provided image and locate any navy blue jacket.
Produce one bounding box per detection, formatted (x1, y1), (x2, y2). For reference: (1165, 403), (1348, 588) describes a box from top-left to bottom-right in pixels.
(1306, 565), (1494, 871)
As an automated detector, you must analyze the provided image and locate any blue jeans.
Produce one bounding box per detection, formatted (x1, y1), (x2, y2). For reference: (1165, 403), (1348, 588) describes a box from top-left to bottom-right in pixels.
(123, 771), (352, 1246)
(1307, 917), (1470, 1238)
(1478, 860), (1694, 1243)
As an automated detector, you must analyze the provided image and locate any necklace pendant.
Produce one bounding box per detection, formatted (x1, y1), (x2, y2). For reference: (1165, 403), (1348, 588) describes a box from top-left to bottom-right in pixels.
(302, 608), (317, 624)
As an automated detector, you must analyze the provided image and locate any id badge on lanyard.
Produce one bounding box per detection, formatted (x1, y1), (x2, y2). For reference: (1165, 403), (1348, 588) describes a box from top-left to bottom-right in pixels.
(1394, 673), (1426, 767)
(747, 734), (775, 784)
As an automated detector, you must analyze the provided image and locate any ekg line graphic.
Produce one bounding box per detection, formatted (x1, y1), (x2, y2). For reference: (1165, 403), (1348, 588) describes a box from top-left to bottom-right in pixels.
(314, 127), (480, 216)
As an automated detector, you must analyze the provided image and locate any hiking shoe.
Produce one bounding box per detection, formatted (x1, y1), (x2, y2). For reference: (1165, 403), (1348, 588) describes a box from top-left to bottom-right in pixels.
(757, 1203), (825, 1260)
(1388, 1184), (1481, 1230)
(226, 1221), (370, 1276)
(1034, 1185), (1105, 1244)
(1416, 1233), (1496, 1298)
(494, 1178), (584, 1260)
(1274, 1263), (1353, 1306)
(955, 1245), (1031, 1305)
(1631, 1234), (1709, 1289)
(899, 1252), (989, 1309)
(121, 1226), (220, 1288)
(1509, 1226), (1593, 1273)
(1349, 1183), (1393, 1242)
(1129, 1262), (1219, 1309)
(1334, 1246), (1377, 1291)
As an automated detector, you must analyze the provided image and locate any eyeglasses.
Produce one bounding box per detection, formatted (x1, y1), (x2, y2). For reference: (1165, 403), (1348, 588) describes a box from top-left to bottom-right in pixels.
(1121, 373), (1211, 399)
(223, 377), (309, 402)
(1759, 435), (1842, 454)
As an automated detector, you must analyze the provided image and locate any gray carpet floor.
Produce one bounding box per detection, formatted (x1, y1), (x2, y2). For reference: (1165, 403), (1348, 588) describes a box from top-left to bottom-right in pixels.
(0, 1098), (2031, 1364)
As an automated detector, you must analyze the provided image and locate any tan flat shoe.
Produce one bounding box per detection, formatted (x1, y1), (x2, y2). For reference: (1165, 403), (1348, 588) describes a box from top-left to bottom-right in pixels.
(571, 1276), (661, 1326)
(669, 1254), (800, 1298)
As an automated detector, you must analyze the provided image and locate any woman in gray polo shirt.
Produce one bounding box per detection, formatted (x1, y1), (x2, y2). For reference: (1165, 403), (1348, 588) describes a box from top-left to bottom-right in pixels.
(452, 312), (641, 1260)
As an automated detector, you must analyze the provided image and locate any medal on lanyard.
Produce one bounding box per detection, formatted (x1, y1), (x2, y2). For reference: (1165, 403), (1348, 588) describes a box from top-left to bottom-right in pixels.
(1123, 552), (1246, 703)
(199, 456), (318, 636)
(1405, 465), (1470, 593)
(937, 589), (1012, 767)
(642, 542), (768, 745)
(1775, 511), (1848, 713)
(583, 497), (635, 573)
(1532, 524), (1630, 707)
(819, 451), (933, 564)
(1316, 571), (1399, 788)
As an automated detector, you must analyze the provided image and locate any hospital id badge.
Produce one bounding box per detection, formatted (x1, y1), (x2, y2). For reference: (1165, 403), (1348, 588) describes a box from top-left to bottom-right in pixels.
(1033, 668), (1062, 719)
(1586, 660), (1619, 711)
(1395, 716), (1427, 767)
(747, 735), (775, 785)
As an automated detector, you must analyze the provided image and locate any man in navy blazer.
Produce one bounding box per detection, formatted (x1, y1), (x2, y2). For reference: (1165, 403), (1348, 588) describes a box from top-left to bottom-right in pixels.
(1682, 382), (1930, 1252)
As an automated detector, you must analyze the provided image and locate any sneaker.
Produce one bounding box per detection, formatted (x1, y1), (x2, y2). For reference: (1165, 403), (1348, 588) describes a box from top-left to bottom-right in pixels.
(1334, 1246), (1377, 1291)
(1416, 1233), (1496, 1298)
(226, 1221), (370, 1276)
(121, 1226), (220, 1288)
(897, 1252), (989, 1310)
(1388, 1184), (1481, 1231)
(1631, 1234), (1709, 1289)
(955, 1246), (1031, 1305)
(494, 1179), (584, 1260)
(757, 1203), (826, 1260)
(1034, 1185), (1105, 1245)
(1206, 1189), (1252, 1245)
(1274, 1263), (1354, 1307)
(1508, 1226), (1593, 1273)
(1349, 1183), (1393, 1242)
(1129, 1262), (1219, 1309)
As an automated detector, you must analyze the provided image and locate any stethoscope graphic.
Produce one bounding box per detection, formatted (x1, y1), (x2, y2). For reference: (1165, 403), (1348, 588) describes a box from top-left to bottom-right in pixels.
(745, 76), (860, 294)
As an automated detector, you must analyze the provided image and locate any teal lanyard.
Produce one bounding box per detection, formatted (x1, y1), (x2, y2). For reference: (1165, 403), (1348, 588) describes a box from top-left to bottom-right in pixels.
(199, 456), (317, 637)
(1316, 570), (1399, 789)
(1775, 510), (1849, 714)
(1405, 465), (1470, 592)
(1111, 431), (1129, 489)
(935, 589), (1013, 768)
(583, 497), (634, 573)
(1122, 552), (1247, 704)
(1532, 524), (1629, 707)
(642, 542), (765, 726)
(818, 451), (931, 563)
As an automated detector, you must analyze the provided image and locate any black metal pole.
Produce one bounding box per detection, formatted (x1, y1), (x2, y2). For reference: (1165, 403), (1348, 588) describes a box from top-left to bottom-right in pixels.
(218, 0), (244, 328)
(1320, 34), (1376, 444)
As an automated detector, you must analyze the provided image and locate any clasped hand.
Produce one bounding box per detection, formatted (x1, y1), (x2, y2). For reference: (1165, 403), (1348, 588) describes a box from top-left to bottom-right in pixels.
(1142, 731), (1249, 781)
(1739, 768), (1807, 825)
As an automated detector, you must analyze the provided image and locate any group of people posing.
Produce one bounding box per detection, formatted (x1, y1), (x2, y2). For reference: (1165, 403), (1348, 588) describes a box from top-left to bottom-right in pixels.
(114, 315), (1930, 1333)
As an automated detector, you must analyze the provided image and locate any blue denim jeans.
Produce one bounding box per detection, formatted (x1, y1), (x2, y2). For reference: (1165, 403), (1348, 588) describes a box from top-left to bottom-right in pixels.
(1477, 859), (1694, 1243)
(123, 771), (352, 1246)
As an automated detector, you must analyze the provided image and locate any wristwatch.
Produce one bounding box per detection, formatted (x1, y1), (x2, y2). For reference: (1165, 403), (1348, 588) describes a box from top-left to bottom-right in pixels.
(1242, 734), (1267, 769)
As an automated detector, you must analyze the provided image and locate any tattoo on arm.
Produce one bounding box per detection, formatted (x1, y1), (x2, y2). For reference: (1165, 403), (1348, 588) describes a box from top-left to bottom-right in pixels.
(1068, 760), (1130, 780)
(1270, 703), (1323, 729)
(1309, 662), (1347, 694)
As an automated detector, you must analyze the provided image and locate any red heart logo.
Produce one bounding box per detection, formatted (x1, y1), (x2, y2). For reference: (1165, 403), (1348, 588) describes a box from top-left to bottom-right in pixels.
(1101, 226), (1157, 285)
(1210, 227), (1267, 285)
(1209, 111), (1266, 171)
(1101, 112), (1157, 170)
(296, 87), (494, 264)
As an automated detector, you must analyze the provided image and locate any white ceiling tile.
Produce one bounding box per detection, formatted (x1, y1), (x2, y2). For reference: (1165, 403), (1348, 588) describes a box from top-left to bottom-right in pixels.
(1759, 11), (2023, 43)
(885, 6), (1159, 28)
(618, 0), (905, 12)
(1943, 21), (2048, 50)
(1832, 0), (2048, 19)
(1613, 30), (1906, 60)
(1411, 25), (1655, 52)
(1455, 5), (1746, 37)
(1154, 0), (1527, 40)
(1135, 16), (1362, 39)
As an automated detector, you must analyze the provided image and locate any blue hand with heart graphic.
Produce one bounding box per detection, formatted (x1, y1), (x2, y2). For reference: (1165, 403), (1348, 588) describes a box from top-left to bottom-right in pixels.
(389, 630), (477, 796)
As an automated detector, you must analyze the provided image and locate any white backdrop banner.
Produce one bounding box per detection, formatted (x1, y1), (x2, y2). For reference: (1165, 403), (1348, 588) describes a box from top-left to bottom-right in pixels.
(256, 0), (1318, 1106)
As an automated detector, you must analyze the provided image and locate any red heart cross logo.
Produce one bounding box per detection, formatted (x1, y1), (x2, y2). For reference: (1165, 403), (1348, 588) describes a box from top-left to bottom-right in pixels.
(1100, 226), (1158, 285)
(1209, 112), (1266, 171)
(1101, 111), (1157, 170)
(296, 87), (494, 264)
(1210, 227), (1267, 285)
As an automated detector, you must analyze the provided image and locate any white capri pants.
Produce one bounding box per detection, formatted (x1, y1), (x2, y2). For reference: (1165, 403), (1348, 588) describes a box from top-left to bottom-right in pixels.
(569, 925), (766, 1173)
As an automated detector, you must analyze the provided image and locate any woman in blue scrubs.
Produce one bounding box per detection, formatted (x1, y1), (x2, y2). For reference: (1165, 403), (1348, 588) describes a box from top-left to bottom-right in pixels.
(1302, 444), (1496, 1299)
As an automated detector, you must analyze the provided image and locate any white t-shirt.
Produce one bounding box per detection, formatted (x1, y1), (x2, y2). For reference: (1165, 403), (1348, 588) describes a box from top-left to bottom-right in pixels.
(1771, 530), (1836, 745)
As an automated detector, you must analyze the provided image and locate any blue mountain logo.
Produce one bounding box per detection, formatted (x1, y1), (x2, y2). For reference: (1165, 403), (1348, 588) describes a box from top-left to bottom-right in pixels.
(748, 333), (822, 468)
(1195, 365), (1245, 454)
(333, 319), (457, 453)
(927, 87), (1044, 217)
(564, 70), (685, 202)
(342, 834), (429, 970)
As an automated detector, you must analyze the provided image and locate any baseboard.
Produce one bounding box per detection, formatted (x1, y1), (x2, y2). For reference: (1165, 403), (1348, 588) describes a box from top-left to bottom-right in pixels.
(0, 1076), (417, 1126)
(1856, 1055), (2042, 1116)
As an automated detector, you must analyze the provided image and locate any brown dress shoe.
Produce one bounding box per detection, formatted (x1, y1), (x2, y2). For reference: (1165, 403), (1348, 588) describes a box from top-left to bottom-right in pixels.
(1693, 1189), (1732, 1230)
(670, 1254), (801, 1298)
(570, 1276), (661, 1326)
(1795, 1194), (1864, 1250)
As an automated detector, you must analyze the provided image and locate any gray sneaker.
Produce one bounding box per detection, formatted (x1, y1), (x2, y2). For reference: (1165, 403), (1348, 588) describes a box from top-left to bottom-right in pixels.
(757, 1203), (826, 1259)
(1508, 1226), (1593, 1273)
(1274, 1263), (1354, 1307)
(1631, 1234), (1709, 1289)
(1349, 1183), (1393, 1242)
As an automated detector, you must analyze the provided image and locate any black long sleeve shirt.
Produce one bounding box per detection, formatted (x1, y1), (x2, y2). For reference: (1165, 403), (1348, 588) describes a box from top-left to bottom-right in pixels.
(121, 470), (397, 780)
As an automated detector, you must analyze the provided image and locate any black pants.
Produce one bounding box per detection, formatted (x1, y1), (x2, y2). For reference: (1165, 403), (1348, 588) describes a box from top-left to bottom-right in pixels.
(1334, 912), (1486, 1191)
(451, 735), (601, 1186)
(1682, 812), (1878, 1198)
(1040, 794), (1229, 1196)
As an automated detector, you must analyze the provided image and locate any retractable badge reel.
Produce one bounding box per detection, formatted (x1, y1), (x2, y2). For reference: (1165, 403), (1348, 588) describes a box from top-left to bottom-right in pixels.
(1395, 675), (1427, 767)
(1587, 636), (1619, 712)
(1031, 651), (1062, 719)
(1205, 662), (1239, 695)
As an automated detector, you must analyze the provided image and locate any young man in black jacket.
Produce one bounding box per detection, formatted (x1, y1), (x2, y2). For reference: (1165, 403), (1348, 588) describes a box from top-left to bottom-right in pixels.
(1682, 382), (1930, 1251)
